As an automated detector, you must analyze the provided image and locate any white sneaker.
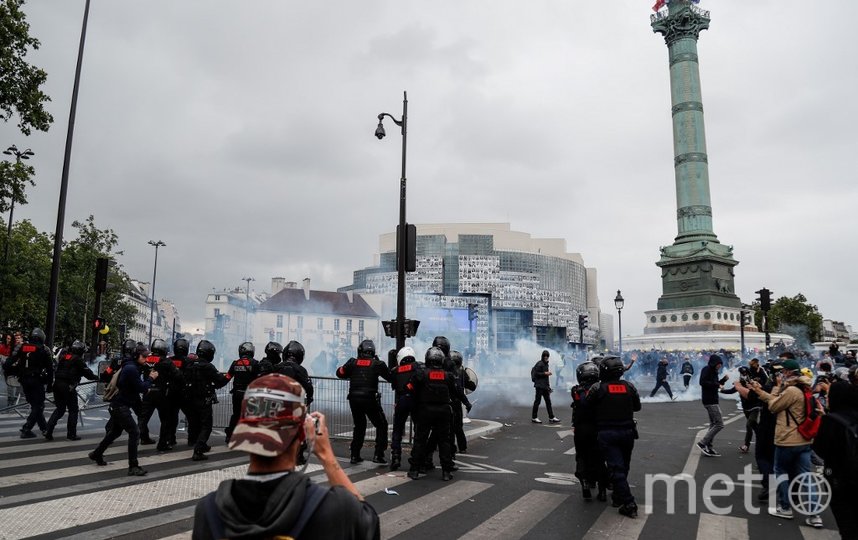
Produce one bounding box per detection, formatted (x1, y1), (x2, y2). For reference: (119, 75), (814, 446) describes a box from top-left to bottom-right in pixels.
(805, 515), (823, 528)
(531, 418), (542, 424)
(769, 506), (793, 519)
(549, 417), (562, 424)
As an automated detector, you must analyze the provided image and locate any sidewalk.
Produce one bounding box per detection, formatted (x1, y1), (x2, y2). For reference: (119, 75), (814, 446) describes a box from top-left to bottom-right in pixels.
(462, 417), (503, 441)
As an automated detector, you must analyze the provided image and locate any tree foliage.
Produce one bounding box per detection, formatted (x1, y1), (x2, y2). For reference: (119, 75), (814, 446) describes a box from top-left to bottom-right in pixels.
(0, 157), (35, 213)
(0, 215), (135, 348)
(0, 0), (53, 135)
(751, 293), (824, 344)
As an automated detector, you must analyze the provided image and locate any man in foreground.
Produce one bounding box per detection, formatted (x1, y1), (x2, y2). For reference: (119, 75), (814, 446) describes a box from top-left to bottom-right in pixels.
(192, 374), (379, 539)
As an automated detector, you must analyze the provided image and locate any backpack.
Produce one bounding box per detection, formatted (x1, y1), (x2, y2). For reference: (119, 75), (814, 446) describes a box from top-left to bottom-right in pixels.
(826, 412), (858, 483)
(785, 387), (822, 441)
(203, 481), (327, 539)
(531, 363), (538, 383)
(103, 369), (121, 401)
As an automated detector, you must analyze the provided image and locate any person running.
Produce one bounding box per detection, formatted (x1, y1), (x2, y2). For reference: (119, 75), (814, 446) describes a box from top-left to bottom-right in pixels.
(649, 358), (675, 400)
(696, 354), (729, 457)
(531, 350), (560, 424)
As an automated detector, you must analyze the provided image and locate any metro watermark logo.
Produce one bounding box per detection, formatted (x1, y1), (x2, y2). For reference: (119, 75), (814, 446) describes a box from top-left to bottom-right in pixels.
(644, 466), (831, 515)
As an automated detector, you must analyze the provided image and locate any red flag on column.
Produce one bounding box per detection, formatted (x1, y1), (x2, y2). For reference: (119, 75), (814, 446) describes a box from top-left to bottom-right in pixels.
(652, 0), (667, 12)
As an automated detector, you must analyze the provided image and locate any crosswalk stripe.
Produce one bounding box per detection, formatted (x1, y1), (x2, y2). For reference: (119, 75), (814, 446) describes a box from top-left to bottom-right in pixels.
(695, 513), (747, 540)
(0, 431), (127, 453)
(0, 445), (235, 488)
(380, 480), (492, 539)
(581, 505), (649, 539)
(458, 489), (567, 539)
(799, 525), (840, 540)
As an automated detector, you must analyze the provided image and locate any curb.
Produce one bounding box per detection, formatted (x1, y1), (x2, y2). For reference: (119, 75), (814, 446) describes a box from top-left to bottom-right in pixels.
(463, 419), (504, 442)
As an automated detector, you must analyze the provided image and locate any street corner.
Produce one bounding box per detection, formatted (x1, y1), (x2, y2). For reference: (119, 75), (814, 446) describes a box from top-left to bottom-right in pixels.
(463, 418), (504, 442)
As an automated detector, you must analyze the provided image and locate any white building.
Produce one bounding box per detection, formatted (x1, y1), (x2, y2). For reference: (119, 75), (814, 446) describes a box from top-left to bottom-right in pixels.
(120, 280), (181, 345)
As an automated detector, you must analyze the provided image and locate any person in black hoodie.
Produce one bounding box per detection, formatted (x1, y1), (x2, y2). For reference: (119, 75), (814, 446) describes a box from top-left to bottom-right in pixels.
(696, 354), (729, 457)
(680, 357), (694, 389)
(532, 350), (560, 423)
(89, 342), (157, 476)
(812, 380), (858, 539)
(192, 374), (379, 540)
(649, 358), (675, 400)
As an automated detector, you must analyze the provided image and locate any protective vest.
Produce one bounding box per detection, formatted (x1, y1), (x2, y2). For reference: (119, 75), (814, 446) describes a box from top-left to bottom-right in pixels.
(571, 385), (597, 426)
(593, 380), (637, 428)
(228, 358), (258, 392)
(152, 358), (178, 392)
(276, 360), (301, 380)
(393, 360), (417, 396)
(420, 368), (451, 406)
(17, 343), (51, 377)
(54, 353), (90, 384)
(187, 361), (214, 400)
(348, 357), (378, 397)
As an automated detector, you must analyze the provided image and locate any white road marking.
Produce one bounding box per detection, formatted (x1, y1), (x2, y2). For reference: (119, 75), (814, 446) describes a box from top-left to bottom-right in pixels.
(380, 480), (492, 538)
(453, 460), (516, 474)
(799, 525), (840, 540)
(582, 504), (649, 539)
(458, 490), (567, 539)
(513, 459), (547, 466)
(564, 446), (577, 456)
(695, 512), (748, 540)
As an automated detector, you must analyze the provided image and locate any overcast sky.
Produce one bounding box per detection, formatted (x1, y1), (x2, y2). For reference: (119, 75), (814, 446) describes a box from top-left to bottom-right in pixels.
(2, 0), (856, 338)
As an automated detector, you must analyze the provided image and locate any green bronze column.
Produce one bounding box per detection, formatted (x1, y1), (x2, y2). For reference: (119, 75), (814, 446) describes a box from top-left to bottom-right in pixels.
(650, 1), (740, 311)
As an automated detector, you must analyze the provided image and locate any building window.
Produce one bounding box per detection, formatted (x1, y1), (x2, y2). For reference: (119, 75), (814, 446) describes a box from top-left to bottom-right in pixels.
(317, 318), (323, 330)
(276, 332), (283, 342)
(334, 319), (340, 331)
(214, 308), (220, 317)
(346, 319), (352, 332)
(276, 315), (283, 328)
(359, 320), (364, 333)
(215, 295), (221, 301)
(297, 316), (304, 329)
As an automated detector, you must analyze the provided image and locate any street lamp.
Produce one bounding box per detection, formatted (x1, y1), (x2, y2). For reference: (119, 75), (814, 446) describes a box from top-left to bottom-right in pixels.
(614, 290), (625, 356)
(147, 240), (165, 345)
(376, 91), (409, 351)
(2, 145), (33, 266)
(242, 276), (255, 341)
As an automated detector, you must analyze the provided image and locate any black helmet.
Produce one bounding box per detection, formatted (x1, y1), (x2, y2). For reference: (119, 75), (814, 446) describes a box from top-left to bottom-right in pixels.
(284, 340), (305, 364)
(599, 356), (625, 382)
(151, 339), (168, 358)
(29, 328), (46, 346)
(425, 346), (445, 369)
(576, 361), (600, 385)
(432, 336), (450, 357)
(197, 340), (216, 361)
(358, 339), (376, 359)
(450, 350), (463, 367)
(238, 342), (255, 358)
(122, 338), (138, 358)
(70, 340), (86, 356)
(264, 341), (283, 361)
(173, 338), (189, 357)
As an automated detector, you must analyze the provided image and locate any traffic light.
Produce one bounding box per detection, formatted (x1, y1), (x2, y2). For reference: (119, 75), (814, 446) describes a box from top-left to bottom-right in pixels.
(578, 314), (589, 330)
(755, 288), (772, 311)
(739, 309), (753, 327)
(468, 303), (478, 321)
(93, 316), (109, 335)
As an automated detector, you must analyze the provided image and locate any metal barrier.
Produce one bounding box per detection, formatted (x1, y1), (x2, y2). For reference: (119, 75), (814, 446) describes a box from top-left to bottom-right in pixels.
(0, 380), (107, 425)
(211, 376), (405, 443)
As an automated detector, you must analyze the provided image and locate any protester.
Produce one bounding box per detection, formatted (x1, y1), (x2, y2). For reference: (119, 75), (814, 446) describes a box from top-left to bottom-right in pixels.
(531, 350), (560, 424)
(696, 354), (729, 457)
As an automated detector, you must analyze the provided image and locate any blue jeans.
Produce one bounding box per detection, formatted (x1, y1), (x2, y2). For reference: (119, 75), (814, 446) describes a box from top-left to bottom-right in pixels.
(773, 444), (814, 510)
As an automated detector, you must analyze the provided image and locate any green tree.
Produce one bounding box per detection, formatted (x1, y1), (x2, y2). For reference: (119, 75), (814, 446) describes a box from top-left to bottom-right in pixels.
(752, 293), (824, 346)
(0, 157), (34, 213)
(0, 218), (52, 330)
(0, 0), (53, 135)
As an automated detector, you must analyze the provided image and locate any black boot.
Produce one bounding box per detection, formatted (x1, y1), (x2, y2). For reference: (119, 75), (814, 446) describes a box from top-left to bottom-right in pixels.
(88, 451), (108, 466)
(128, 465), (148, 476)
(582, 484), (592, 500)
(43, 430), (54, 441)
(390, 454), (401, 471)
(618, 502), (638, 518)
(372, 454), (387, 465)
(597, 484), (607, 502)
(442, 470), (453, 481)
(192, 451), (208, 461)
(407, 469), (419, 480)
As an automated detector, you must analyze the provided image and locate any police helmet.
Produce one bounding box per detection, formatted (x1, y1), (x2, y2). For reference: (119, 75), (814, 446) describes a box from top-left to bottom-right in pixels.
(264, 341), (283, 360)
(173, 338), (189, 357)
(599, 356), (625, 382)
(69, 340), (86, 356)
(122, 338), (138, 358)
(432, 336), (451, 357)
(238, 342), (255, 359)
(197, 340), (216, 361)
(397, 346), (416, 364)
(284, 340), (305, 364)
(425, 347), (445, 369)
(151, 339), (169, 358)
(29, 328), (46, 346)
(450, 350), (464, 367)
(576, 361), (600, 385)
(358, 339), (376, 359)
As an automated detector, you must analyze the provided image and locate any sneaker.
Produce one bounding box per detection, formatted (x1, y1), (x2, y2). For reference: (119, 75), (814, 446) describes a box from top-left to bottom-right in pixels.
(549, 417), (562, 424)
(769, 506), (793, 519)
(531, 418), (543, 424)
(407, 470), (420, 480)
(349, 456), (364, 464)
(371, 455), (387, 465)
(696, 441), (714, 456)
(706, 447), (721, 457)
(88, 451), (108, 466)
(128, 466), (148, 476)
(805, 515), (823, 528)
(20, 429), (36, 439)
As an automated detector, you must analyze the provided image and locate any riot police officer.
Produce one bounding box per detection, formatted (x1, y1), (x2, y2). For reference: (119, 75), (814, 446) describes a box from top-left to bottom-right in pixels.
(138, 339), (167, 445)
(145, 339), (182, 451)
(571, 361), (608, 501)
(9, 328), (54, 438)
(186, 340), (230, 460)
(225, 342), (260, 444)
(45, 340), (97, 440)
(336, 339), (392, 464)
(584, 355), (641, 518)
(389, 346), (421, 471)
(449, 350), (474, 456)
(168, 337), (193, 447)
(258, 341), (283, 376)
(407, 347), (469, 481)
(275, 340), (313, 404)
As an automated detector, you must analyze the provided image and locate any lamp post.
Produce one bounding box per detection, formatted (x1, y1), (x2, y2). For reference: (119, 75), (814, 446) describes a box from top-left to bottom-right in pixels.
(147, 240), (165, 345)
(2, 145), (33, 266)
(45, 0), (92, 347)
(242, 276), (254, 341)
(614, 290), (624, 356)
(376, 91), (408, 351)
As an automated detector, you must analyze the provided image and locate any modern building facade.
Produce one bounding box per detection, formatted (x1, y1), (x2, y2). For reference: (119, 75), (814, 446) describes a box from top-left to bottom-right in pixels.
(342, 223), (601, 355)
(120, 280), (180, 345)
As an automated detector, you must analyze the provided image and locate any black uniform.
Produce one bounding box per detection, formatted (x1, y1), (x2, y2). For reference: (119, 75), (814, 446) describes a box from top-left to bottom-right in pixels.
(144, 355), (182, 450)
(585, 376), (641, 515)
(571, 382), (608, 499)
(7, 337), (54, 437)
(225, 356), (260, 442)
(407, 365), (467, 479)
(137, 354), (162, 444)
(186, 358), (230, 457)
(531, 354), (556, 421)
(390, 357), (420, 469)
(45, 351), (97, 439)
(336, 355), (392, 462)
(275, 360), (314, 405)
